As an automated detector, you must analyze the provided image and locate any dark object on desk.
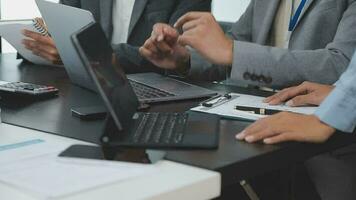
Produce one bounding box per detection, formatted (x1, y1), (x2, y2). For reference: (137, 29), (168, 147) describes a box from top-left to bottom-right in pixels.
(59, 144), (166, 164)
(0, 81), (58, 98)
(201, 93), (233, 107)
(71, 106), (107, 120)
(235, 106), (281, 115)
(72, 22), (220, 149)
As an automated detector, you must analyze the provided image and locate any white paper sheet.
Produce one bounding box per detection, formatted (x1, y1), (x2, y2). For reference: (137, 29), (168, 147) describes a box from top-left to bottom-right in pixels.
(191, 93), (317, 121)
(0, 139), (68, 164)
(0, 138), (157, 199)
(0, 20), (54, 66)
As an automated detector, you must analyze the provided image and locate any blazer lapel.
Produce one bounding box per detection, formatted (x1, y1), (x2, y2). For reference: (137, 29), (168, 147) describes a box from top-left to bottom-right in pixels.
(128, 0), (148, 37)
(100, 0), (114, 38)
(292, 0), (315, 31)
(257, 0), (281, 44)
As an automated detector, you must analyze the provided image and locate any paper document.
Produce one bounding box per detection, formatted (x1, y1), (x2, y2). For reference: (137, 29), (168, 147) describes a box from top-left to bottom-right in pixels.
(0, 138), (157, 199)
(191, 93), (317, 121)
(0, 138), (67, 164)
(0, 154), (157, 199)
(0, 20), (54, 66)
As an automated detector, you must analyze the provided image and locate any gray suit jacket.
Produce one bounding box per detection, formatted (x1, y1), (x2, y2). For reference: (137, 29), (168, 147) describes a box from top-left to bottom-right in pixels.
(60, 0), (211, 74)
(189, 0), (356, 88)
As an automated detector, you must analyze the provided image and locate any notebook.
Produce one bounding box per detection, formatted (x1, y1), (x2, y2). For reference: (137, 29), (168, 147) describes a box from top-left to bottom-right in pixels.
(0, 18), (55, 66)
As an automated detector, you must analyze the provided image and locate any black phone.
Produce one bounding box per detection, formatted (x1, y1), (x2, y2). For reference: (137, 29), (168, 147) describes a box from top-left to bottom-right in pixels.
(58, 145), (166, 164)
(71, 106), (107, 120)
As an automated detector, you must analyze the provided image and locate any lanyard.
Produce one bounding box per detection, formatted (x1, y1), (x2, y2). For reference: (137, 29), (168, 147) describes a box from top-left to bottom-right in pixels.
(288, 0), (307, 31)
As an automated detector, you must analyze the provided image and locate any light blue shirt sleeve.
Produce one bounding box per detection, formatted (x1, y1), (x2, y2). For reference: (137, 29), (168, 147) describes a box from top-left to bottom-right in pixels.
(315, 53), (356, 133)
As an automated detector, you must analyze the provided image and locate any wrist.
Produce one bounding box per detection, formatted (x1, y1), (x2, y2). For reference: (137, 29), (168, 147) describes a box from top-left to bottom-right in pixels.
(314, 115), (336, 136)
(222, 39), (233, 66)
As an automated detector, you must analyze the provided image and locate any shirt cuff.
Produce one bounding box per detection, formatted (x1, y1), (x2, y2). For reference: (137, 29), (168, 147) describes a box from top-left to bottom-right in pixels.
(315, 88), (356, 133)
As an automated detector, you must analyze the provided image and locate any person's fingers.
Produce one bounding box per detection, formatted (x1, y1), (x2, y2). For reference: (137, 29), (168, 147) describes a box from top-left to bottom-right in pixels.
(22, 39), (36, 50)
(143, 38), (159, 54)
(236, 118), (267, 140)
(174, 12), (205, 29)
(32, 48), (59, 62)
(152, 23), (168, 42)
(268, 84), (310, 105)
(22, 30), (53, 44)
(22, 39), (58, 58)
(287, 94), (316, 107)
(181, 19), (200, 32)
(263, 132), (299, 144)
(156, 41), (174, 54)
(264, 87), (294, 103)
(244, 128), (280, 143)
(139, 47), (158, 61)
(177, 27), (200, 47)
(162, 27), (179, 45)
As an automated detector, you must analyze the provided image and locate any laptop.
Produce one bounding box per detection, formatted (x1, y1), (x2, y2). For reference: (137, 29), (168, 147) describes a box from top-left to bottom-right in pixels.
(36, 0), (217, 104)
(71, 22), (220, 149)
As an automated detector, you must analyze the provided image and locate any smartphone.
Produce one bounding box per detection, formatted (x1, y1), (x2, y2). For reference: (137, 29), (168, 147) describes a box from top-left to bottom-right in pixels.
(71, 106), (107, 120)
(58, 145), (166, 164)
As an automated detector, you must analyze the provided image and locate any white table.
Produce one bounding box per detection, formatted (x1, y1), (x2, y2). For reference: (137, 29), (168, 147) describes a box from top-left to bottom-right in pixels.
(0, 123), (221, 200)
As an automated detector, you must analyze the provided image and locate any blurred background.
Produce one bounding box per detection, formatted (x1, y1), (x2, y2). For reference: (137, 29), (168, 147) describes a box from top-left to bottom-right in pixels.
(0, 0), (250, 53)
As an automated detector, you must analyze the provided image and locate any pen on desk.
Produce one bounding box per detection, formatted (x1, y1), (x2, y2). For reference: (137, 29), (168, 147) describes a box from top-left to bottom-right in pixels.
(235, 106), (281, 115)
(200, 93), (232, 108)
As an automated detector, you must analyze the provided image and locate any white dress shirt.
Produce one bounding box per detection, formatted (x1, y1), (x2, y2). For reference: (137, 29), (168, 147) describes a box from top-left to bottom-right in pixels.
(270, 0), (303, 48)
(111, 0), (136, 45)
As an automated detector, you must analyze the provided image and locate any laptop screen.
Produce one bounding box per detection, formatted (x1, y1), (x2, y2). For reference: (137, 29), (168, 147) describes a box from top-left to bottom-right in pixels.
(72, 22), (139, 131)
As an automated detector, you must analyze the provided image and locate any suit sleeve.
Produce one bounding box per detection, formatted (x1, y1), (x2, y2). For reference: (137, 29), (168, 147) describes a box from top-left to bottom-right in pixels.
(230, 2), (356, 88)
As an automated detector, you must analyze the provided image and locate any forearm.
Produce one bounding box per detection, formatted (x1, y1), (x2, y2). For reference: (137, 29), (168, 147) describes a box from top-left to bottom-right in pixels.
(187, 49), (228, 81)
(231, 41), (350, 89)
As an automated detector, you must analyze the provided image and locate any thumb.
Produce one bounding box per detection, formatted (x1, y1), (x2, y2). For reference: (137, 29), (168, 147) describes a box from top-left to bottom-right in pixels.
(287, 94), (314, 107)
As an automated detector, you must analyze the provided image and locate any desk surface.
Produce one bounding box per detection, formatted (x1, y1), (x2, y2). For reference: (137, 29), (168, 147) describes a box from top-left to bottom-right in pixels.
(0, 123), (220, 200)
(1, 53), (355, 188)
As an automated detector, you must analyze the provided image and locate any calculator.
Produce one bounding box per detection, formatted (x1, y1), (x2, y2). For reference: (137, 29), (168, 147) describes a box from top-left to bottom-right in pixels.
(0, 81), (59, 97)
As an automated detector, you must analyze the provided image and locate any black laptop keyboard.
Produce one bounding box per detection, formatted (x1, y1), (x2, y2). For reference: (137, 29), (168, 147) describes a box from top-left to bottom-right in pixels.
(129, 80), (175, 100)
(131, 113), (188, 144)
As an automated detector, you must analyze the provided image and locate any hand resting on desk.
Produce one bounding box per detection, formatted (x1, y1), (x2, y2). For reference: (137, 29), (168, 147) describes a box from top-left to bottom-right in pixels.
(235, 112), (335, 144)
(264, 81), (334, 107)
(236, 81), (337, 144)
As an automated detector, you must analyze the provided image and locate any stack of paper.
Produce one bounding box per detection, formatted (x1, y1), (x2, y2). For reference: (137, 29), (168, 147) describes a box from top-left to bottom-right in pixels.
(191, 93), (317, 121)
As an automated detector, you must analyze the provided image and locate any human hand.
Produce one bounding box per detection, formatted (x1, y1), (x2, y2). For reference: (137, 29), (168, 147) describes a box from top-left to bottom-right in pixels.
(22, 29), (62, 65)
(139, 23), (190, 70)
(236, 112), (335, 144)
(264, 82), (335, 106)
(174, 12), (233, 66)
